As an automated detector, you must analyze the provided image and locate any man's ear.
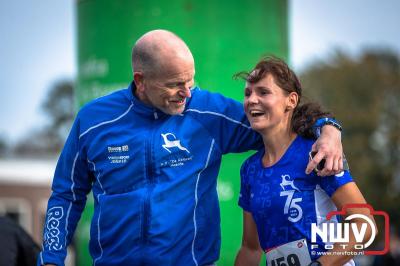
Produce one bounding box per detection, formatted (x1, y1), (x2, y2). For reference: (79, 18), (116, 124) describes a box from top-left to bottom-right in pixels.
(133, 72), (144, 92)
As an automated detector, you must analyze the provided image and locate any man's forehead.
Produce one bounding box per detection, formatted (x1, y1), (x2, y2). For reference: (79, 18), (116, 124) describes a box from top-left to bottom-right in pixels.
(158, 69), (195, 83)
(156, 57), (194, 75)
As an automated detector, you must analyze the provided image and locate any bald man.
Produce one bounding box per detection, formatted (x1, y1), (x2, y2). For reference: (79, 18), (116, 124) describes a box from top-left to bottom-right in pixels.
(38, 30), (344, 266)
(133, 30), (195, 115)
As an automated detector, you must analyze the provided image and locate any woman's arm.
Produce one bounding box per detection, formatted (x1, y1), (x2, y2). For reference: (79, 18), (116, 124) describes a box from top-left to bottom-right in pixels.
(316, 182), (377, 266)
(234, 211), (263, 266)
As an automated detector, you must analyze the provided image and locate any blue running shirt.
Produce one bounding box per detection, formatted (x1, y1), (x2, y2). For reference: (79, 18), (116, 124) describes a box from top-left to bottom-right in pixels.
(239, 135), (354, 263)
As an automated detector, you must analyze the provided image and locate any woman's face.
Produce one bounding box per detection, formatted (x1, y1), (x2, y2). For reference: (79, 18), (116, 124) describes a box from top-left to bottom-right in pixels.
(244, 74), (294, 133)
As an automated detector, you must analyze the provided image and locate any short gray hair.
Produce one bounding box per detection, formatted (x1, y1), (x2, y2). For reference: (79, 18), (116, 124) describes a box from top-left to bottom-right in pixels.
(132, 41), (158, 77)
(131, 30), (191, 77)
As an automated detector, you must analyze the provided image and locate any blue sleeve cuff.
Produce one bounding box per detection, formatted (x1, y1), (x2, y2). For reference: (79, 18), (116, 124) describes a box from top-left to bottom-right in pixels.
(313, 117), (342, 137)
(37, 250), (66, 266)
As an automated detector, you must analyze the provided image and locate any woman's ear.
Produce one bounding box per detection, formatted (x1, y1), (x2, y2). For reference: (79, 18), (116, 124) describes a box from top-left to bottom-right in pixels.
(286, 92), (299, 111)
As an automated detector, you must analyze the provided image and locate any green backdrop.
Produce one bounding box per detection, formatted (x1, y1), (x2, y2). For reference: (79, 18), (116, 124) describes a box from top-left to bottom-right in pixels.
(75, 1), (288, 265)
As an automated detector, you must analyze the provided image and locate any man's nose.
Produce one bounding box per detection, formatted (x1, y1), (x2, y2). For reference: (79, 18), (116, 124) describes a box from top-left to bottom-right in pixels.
(179, 86), (191, 98)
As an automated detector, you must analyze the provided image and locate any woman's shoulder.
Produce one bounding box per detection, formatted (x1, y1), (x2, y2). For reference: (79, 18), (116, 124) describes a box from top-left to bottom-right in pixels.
(290, 135), (315, 159)
(241, 148), (264, 171)
(296, 135), (315, 149)
(246, 148), (264, 163)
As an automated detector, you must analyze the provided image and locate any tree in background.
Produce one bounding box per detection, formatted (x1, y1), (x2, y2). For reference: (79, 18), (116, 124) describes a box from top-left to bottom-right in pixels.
(41, 79), (74, 143)
(0, 136), (7, 157)
(14, 80), (74, 156)
(300, 49), (400, 227)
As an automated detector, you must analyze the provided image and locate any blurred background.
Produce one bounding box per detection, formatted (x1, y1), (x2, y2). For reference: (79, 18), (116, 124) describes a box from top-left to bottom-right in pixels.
(0, 0), (399, 265)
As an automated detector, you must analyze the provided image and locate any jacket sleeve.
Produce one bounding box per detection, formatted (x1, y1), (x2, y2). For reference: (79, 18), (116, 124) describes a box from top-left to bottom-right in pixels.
(187, 88), (263, 154)
(38, 114), (92, 266)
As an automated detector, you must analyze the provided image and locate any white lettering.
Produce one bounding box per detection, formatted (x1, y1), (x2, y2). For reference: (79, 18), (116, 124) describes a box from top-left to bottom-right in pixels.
(311, 243), (366, 250)
(311, 213), (377, 250)
(330, 223), (349, 243)
(345, 214), (376, 248)
(311, 223), (328, 242)
(45, 207), (64, 251)
(108, 155), (130, 164)
(108, 146), (121, 152)
(352, 223), (368, 243)
(108, 145), (129, 153)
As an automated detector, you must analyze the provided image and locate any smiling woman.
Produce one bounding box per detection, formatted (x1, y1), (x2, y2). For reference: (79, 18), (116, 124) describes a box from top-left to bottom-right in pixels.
(234, 57), (374, 266)
(235, 57), (330, 139)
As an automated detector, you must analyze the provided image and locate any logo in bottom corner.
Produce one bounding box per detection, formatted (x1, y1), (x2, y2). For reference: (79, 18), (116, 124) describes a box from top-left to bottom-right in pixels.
(310, 203), (389, 255)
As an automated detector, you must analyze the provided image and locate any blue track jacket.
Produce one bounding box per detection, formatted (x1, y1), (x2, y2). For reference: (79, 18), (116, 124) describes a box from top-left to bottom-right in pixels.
(39, 82), (262, 265)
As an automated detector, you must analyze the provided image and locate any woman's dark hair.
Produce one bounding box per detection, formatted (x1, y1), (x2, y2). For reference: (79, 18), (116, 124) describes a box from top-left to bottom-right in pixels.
(235, 56), (332, 138)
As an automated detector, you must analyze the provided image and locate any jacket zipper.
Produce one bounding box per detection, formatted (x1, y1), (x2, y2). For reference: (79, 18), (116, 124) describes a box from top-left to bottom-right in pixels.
(141, 111), (157, 243)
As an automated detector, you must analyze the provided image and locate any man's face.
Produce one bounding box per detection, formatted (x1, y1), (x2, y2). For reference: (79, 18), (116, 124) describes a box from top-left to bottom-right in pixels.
(139, 57), (195, 115)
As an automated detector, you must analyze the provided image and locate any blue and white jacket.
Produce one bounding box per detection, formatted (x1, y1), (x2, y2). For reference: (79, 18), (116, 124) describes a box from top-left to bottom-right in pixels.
(39, 82), (262, 266)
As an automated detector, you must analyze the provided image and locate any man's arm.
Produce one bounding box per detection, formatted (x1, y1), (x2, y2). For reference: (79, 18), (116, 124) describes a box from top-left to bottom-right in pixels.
(189, 89), (345, 174)
(235, 211), (263, 266)
(306, 125), (343, 176)
(186, 89), (263, 153)
(38, 115), (92, 266)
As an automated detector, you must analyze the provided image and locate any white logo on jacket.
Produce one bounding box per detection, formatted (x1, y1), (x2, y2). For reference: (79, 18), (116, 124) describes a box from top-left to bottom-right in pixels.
(161, 133), (190, 153)
(107, 145), (129, 153)
(44, 206), (64, 250)
(107, 144), (130, 164)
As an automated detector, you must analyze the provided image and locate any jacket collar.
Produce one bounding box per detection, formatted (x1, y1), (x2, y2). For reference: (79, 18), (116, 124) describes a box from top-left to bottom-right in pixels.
(127, 81), (169, 120)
